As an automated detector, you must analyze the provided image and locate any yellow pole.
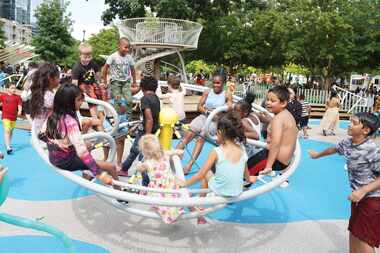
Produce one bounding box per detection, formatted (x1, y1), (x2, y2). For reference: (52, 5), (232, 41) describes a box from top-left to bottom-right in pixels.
(158, 107), (178, 150)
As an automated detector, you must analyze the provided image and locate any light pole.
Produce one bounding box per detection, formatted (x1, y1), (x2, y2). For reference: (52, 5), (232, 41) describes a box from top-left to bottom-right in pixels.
(82, 30), (86, 42)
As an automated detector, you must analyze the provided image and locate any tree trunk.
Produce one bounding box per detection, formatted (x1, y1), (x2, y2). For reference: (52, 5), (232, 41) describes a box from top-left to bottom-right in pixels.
(322, 59), (333, 90)
(153, 59), (160, 80)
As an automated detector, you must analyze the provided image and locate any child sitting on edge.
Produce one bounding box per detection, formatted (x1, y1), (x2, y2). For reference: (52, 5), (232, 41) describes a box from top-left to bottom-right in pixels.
(158, 75), (186, 123)
(136, 134), (185, 224)
(178, 112), (256, 223)
(308, 112), (380, 252)
(247, 86), (298, 181)
(0, 83), (22, 154)
(72, 43), (107, 120)
(40, 84), (120, 185)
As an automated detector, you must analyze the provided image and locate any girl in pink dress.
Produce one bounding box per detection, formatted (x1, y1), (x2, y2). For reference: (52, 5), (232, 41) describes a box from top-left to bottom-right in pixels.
(137, 134), (185, 224)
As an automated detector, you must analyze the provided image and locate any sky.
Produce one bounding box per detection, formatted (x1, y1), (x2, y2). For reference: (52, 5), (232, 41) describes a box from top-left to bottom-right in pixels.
(31, 0), (109, 40)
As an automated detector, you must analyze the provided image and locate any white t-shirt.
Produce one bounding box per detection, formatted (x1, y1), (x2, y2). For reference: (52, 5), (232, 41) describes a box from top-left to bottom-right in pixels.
(106, 52), (135, 82)
(159, 84), (186, 120)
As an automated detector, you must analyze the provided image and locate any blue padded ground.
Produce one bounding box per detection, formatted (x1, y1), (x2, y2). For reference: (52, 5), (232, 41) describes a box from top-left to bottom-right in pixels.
(0, 123), (91, 201)
(0, 236), (109, 253)
(176, 138), (350, 224)
(309, 119), (349, 129)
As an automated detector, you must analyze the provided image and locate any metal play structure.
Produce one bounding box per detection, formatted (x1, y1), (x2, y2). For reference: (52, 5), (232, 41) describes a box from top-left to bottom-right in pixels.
(0, 43), (36, 65)
(117, 18), (203, 82)
(31, 83), (301, 222)
(30, 17), (301, 223)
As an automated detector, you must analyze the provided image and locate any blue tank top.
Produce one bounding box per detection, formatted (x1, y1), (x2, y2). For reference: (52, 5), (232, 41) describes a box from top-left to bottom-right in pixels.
(204, 90), (226, 110)
(208, 146), (248, 197)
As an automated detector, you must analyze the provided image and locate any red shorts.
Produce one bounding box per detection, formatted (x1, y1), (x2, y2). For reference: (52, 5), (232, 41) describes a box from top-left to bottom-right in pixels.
(79, 83), (108, 108)
(349, 197), (380, 248)
(247, 149), (288, 175)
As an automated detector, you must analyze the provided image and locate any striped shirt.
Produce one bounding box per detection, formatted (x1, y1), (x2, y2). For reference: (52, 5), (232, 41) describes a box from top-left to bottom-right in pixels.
(336, 138), (380, 197)
(300, 100), (310, 117)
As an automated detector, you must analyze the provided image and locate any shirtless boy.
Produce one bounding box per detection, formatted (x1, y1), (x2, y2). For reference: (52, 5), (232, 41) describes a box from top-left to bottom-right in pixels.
(247, 86), (298, 176)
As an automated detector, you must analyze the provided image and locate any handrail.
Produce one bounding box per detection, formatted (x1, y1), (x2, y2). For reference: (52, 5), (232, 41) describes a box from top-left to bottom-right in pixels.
(31, 83), (301, 221)
(84, 96), (120, 137)
(332, 85), (367, 113)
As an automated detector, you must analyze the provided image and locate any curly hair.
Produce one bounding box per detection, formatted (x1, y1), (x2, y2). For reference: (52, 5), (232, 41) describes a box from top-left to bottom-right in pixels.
(30, 63), (59, 119)
(138, 134), (164, 160)
(217, 111), (246, 144)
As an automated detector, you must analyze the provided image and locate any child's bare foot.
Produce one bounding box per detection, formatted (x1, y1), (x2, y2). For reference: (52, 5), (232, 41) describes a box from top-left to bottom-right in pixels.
(98, 172), (113, 185)
(259, 167), (272, 175)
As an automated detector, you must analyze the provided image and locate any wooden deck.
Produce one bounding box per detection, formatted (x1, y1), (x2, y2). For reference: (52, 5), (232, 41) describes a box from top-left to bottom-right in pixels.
(310, 104), (350, 120)
(183, 95), (201, 112)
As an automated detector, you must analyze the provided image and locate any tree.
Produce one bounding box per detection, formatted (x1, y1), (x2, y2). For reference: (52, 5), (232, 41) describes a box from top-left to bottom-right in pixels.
(0, 20), (5, 49)
(87, 26), (119, 65)
(32, 0), (75, 65)
(102, 0), (380, 87)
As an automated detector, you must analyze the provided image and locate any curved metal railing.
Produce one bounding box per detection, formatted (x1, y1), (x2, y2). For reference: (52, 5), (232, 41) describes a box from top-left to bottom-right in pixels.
(31, 85), (301, 222)
(117, 18), (203, 49)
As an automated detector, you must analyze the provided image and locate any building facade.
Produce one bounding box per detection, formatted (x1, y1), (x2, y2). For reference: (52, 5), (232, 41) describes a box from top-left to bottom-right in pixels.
(0, 0), (31, 25)
(0, 18), (32, 44)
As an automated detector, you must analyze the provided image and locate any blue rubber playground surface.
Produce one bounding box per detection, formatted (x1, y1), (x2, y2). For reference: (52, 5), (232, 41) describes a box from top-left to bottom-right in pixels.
(177, 139), (350, 224)
(309, 119), (349, 129)
(0, 236), (109, 253)
(0, 123), (91, 201)
(0, 122), (351, 222)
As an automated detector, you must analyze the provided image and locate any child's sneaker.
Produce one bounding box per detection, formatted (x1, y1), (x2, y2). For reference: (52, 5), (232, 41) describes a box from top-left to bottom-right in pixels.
(116, 199), (129, 205)
(6, 147), (13, 155)
(243, 181), (252, 190)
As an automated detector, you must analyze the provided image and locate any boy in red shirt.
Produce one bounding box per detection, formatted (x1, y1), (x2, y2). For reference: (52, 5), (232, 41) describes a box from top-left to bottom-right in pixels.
(0, 83), (22, 154)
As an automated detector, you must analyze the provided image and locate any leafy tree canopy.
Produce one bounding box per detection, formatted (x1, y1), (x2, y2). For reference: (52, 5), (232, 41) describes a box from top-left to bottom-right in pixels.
(32, 0), (75, 65)
(87, 26), (119, 66)
(102, 0), (380, 88)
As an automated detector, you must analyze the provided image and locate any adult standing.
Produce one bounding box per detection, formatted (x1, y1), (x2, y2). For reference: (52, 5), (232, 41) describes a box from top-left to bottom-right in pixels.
(286, 87), (302, 126)
(20, 62), (38, 122)
(177, 74), (232, 174)
(320, 92), (340, 136)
